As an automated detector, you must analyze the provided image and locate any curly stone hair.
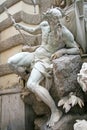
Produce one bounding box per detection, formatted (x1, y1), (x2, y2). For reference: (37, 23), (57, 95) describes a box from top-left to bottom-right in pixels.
(43, 7), (65, 21)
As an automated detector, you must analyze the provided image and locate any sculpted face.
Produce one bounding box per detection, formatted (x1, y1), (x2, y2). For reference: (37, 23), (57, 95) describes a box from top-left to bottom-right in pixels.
(42, 7), (63, 23)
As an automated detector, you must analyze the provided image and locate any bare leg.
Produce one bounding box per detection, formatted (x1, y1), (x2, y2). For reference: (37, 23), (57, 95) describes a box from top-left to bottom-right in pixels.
(27, 63), (62, 127)
(8, 52), (34, 80)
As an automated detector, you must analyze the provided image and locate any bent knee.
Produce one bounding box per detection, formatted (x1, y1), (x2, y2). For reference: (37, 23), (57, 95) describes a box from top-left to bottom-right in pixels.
(27, 81), (36, 92)
(7, 57), (18, 71)
(8, 57), (14, 65)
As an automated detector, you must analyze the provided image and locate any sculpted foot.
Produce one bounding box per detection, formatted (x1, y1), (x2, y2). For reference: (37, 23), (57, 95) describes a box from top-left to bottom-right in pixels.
(46, 110), (62, 128)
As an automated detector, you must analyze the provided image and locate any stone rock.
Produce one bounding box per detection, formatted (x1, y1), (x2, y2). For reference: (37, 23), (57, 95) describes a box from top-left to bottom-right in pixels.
(23, 92), (50, 116)
(52, 55), (82, 99)
(41, 114), (87, 130)
(23, 92), (50, 130)
(23, 55), (85, 130)
(34, 117), (48, 130)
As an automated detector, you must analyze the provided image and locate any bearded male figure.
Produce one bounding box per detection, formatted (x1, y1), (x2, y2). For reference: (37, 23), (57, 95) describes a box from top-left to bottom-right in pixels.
(8, 7), (80, 128)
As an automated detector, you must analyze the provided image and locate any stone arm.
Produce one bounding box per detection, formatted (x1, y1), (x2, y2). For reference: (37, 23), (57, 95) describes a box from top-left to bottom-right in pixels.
(51, 42), (80, 60)
(62, 41), (80, 55)
(14, 23), (41, 35)
(51, 27), (80, 60)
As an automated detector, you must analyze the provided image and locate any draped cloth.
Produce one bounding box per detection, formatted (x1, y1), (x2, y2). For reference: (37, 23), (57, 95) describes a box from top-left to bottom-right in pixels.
(75, 0), (86, 53)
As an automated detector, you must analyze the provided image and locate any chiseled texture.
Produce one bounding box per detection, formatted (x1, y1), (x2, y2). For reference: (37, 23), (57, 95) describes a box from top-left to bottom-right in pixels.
(53, 55), (82, 98)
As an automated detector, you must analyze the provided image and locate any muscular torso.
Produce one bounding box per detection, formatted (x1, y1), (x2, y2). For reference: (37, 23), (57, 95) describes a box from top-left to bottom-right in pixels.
(35, 21), (65, 59)
(34, 20), (78, 61)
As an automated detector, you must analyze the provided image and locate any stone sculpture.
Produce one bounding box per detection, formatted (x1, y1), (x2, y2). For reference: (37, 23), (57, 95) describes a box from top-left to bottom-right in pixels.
(7, 7), (80, 128)
(77, 62), (87, 92)
(58, 92), (84, 113)
(74, 119), (87, 130)
(55, 0), (87, 54)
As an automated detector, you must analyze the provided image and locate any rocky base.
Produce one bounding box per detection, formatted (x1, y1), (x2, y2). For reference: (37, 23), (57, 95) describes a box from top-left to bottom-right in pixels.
(23, 55), (86, 130)
(40, 114), (87, 130)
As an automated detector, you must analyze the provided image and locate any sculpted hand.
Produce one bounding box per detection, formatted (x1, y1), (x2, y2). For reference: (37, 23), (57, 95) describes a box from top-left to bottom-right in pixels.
(51, 51), (63, 60)
(22, 45), (31, 52)
(68, 94), (84, 108)
(13, 23), (20, 30)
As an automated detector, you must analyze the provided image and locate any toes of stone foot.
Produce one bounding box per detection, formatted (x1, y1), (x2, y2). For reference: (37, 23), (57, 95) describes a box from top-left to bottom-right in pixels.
(46, 124), (51, 129)
(46, 122), (54, 129)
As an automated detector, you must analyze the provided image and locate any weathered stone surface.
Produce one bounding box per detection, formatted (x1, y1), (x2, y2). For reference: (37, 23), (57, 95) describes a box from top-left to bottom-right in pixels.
(0, 64), (12, 76)
(0, 0), (39, 15)
(0, 12), (21, 32)
(0, 33), (41, 52)
(0, 0), (55, 32)
(0, 0), (20, 14)
(1, 94), (25, 130)
(34, 117), (48, 130)
(61, 8), (77, 37)
(39, 0), (53, 13)
(53, 55), (82, 99)
(23, 93), (50, 116)
(1, 45), (23, 64)
(0, 74), (19, 89)
(0, 12), (41, 32)
(22, 55), (85, 130)
(21, 11), (41, 25)
(41, 114), (87, 130)
(0, 0), (40, 14)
